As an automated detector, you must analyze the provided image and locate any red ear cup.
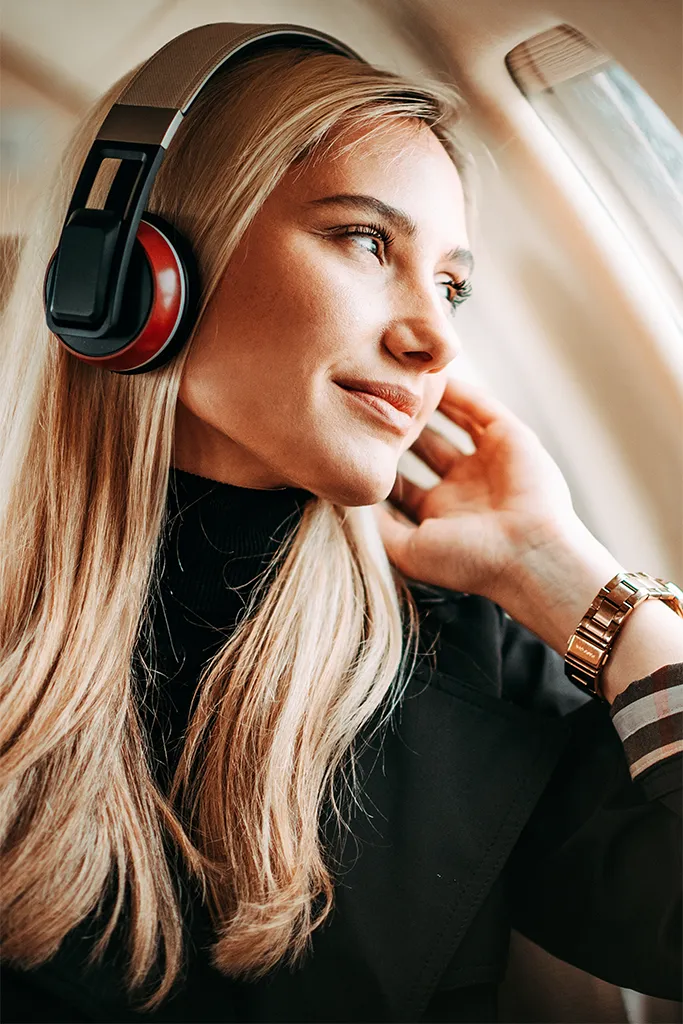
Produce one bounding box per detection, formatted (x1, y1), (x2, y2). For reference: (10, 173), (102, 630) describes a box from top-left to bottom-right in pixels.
(105, 217), (187, 373)
(46, 213), (200, 375)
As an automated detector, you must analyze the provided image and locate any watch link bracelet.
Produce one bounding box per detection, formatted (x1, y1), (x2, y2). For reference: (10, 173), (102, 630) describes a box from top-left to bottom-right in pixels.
(564, 571), (683, 700)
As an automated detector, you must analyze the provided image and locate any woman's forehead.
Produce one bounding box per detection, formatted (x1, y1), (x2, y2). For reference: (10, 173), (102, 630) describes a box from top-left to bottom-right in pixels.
(282, 120), (468, 245)
(305, 117), (455, 178)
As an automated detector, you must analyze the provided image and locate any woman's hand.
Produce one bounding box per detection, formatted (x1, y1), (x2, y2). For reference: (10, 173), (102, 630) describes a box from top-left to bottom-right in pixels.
(375, 376), (683, 694)
(374, 375), (581, 603)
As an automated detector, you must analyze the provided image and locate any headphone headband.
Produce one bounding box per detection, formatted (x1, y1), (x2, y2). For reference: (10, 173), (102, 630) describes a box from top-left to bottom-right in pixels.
(44, 22), (364, 373)
(98, 23), (362, 147)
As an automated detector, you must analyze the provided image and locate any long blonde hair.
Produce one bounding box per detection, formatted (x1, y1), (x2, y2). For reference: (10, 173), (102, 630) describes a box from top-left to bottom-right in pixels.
(0, 45), (472, 1009)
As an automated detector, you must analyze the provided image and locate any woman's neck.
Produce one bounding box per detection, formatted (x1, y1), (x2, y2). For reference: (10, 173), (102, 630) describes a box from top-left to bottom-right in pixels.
(156, 466), (315, 638)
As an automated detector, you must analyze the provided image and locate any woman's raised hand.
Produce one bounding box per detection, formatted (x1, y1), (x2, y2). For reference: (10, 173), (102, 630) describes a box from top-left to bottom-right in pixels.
(373, 375), (581, 602)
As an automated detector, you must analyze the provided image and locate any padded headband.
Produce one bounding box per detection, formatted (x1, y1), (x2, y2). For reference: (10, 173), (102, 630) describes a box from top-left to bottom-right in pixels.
(98, 22), (363, 147)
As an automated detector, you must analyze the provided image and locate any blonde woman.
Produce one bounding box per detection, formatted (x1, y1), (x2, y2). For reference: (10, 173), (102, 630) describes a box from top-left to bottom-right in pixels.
(1, 22), (681, 1024)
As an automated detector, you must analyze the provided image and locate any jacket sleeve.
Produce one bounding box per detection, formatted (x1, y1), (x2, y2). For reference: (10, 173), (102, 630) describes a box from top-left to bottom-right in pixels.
(499, 612), (682, 1001)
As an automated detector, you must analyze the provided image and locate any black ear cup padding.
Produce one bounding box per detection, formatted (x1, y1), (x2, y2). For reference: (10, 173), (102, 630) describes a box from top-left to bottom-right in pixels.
(46, 241), (153, 359)
(117, 213), (201, 375)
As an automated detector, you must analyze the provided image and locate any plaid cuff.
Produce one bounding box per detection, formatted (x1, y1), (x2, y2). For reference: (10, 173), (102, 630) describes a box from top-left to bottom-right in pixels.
(609, 663), (683, 780)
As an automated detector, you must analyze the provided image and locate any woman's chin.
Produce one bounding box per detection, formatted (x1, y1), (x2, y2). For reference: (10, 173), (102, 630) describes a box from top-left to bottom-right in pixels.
(313, 464), (399, 508)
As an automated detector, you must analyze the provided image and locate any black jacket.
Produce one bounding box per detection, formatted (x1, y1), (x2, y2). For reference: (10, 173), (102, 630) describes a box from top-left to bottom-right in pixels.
(2, 583), (681, 1023)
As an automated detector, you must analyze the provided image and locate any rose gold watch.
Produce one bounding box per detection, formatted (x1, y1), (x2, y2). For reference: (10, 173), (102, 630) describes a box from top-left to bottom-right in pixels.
(564, 571), (683, 700)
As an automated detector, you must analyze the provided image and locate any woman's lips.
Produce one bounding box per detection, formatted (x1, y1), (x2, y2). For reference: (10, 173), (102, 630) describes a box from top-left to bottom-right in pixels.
(337, 384), (413, 434)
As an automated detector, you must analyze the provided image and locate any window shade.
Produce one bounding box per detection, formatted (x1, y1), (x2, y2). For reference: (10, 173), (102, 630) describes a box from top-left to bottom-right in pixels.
(506, 24), (612, 93)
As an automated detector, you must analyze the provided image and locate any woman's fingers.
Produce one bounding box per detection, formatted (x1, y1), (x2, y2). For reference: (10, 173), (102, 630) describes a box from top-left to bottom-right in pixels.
(410, 425), (470, 478)
(387, 472), (426, 521)
(372, 502), (419, 575)
(437, 375), (512, 432)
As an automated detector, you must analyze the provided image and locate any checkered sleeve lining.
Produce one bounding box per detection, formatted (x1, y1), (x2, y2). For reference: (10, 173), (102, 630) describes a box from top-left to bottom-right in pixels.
(609, 663), (683, 780)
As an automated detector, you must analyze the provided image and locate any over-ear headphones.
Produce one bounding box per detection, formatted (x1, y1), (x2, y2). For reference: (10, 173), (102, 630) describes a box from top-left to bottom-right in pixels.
(43, 23), (362, 375)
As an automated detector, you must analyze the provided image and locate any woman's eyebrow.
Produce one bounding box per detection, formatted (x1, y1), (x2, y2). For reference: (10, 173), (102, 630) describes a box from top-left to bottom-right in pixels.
(305, 192), (474, 273)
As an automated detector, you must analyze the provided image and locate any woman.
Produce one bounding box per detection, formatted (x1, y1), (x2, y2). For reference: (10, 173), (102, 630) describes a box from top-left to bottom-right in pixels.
(0, 23), (681, 1024)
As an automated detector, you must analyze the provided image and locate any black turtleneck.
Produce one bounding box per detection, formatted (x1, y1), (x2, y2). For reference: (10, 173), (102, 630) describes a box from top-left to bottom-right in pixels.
(138, 467), (316, 781)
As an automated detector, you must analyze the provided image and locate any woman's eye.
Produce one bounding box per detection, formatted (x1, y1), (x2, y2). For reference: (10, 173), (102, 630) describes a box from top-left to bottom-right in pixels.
(331, 227), (473, 312)
(347, 231), (381, 256)
(437, 277), (473, 312)
(336, 223), (392, 260)
(436, 280), (459, 308)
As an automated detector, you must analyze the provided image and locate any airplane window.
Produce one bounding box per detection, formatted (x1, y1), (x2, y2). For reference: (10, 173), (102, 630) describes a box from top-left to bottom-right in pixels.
(507, 25), (683, 328)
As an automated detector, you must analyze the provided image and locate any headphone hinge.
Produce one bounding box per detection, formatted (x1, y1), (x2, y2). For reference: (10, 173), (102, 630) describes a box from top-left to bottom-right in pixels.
(46, 140), (165, 339)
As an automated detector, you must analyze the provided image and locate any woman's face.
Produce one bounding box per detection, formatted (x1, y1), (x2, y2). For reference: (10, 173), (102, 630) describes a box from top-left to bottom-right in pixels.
(174, 117), (473, 506)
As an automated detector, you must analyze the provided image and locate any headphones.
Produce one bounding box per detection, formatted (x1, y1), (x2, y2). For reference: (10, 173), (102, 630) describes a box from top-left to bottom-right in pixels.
(43, 23), (362, 375)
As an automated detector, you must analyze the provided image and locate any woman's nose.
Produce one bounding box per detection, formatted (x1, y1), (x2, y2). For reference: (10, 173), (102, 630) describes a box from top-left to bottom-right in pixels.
(381, 287), (462, 373)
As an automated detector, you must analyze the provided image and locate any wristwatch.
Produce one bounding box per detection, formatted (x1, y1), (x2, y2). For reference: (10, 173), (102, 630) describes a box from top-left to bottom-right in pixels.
(564, 571), (683, 700)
